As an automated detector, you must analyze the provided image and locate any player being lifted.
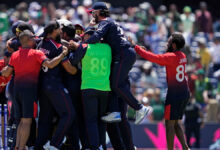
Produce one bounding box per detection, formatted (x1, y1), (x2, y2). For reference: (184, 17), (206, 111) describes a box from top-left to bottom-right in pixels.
(86, 2), (152, 124)
(128, 33), (190, 150)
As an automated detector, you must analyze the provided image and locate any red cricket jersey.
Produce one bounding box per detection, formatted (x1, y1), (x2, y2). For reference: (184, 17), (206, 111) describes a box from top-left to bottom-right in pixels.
(0, 59), (11, 93)
(135, 45), (190, 100)
(8, 48), (47, 89)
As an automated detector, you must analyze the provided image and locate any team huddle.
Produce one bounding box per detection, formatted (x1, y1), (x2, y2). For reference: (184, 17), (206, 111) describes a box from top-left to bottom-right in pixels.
(0, 2), (191, 150)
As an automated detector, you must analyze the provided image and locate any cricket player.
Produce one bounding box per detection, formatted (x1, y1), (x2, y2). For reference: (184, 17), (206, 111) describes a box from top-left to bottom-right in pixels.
(35, 21), (77, 150)
(69, 28), (111, 150)
(128, 32), (190, 150)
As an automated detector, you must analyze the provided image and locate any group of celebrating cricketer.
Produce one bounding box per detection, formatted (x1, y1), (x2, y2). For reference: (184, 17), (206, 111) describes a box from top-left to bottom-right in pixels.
(0, 2), (191, 150)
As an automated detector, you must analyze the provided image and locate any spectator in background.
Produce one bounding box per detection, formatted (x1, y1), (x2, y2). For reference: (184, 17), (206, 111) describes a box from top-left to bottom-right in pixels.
(56, 0), (67, 19)
(195, 2), (213, 35)
(140, 62), (158, 90)
(196, 37), (211, 73)
(148, 16), (158, 34)
(28, 2), (44, 36)
(47, 2), (56, 20)
(210, 34), (220, 72)
(141, 96), (151, 123)
(180, 6), (195, 45)
(184, 97), (204, 148)
(0, 4), (9, 35)
(11, 2), (29, 22)
(195, 69), (211, 107)
(213, 18), (220, 32)
(214, 71), (220, 122)
(167, 4), (181, 33)
(144, 88), (155, 105)
(150, 88), (164, 122)
(156, 5), (168, 38)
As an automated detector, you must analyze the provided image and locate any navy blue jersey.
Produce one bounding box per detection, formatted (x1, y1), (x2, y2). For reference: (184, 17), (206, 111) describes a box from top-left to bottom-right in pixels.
(37, 39), (65, 79)
(69, 44), (87, 65)
(85, 19), (130, 60)
(62, 51), (81, 92)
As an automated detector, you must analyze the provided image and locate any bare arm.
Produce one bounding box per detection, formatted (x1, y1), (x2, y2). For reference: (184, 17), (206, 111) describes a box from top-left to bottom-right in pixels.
(42, 46), (68, 69)
(62, 60), (77, 75)
(0, 66), (13, 77)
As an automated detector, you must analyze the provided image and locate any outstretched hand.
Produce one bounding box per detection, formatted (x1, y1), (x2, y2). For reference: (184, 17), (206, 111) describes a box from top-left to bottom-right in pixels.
(127, 36), (136, 47)
(127, 36), (148, 51)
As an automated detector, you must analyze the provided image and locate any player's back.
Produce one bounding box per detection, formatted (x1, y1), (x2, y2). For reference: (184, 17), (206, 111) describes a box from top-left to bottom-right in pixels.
(165, 51), (190, 100)
(9, 48), (43, 88)
(99, 19), (130, 59)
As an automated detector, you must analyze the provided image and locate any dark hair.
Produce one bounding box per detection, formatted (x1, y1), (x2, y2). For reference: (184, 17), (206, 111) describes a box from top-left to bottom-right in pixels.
(62, 24), (76, 38)
(171, 33), (185, 50)
(4, 51), (12, 57)
(100, 10), (110, 17)
(44, 21), (60, 38)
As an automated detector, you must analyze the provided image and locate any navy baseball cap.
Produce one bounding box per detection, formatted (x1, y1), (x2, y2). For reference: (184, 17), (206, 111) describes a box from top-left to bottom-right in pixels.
(11, 20), (25, 35)
(89, 2), (108, 12)
(83, 27), (96, 36)
(17, 22), (35, 34)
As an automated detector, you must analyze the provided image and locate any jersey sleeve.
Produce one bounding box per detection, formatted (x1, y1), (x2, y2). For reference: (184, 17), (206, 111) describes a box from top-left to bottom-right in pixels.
(69, 44), (87, 65)
(34, 50), (48, 64)
(85, 21), (110, 44)
(8, 54), (15, 68)
(134, 45), (176, 66)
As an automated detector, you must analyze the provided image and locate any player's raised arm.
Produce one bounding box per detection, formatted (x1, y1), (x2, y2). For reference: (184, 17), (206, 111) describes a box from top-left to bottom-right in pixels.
(134, 45), (175, 66)
(128, 36), (175, 66)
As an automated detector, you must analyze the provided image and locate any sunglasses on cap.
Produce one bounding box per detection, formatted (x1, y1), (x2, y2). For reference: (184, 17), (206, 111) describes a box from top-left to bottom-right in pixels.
(16, 28), (22, 33)
(76, 29), (84, 35)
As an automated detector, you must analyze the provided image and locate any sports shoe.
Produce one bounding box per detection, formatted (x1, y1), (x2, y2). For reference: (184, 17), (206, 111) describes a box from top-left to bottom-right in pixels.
(101, 112), (121, 123)
(99, 145), (104, 150)
(135, 106), (152, 124)
(43, 141), (59, 150)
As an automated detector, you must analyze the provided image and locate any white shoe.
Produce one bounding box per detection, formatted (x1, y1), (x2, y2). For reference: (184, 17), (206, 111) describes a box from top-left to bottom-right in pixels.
(135, 106), (152, 124)
(43, 141), (59, 150)
(99, 145), (104, 150)
(101, 112), (121, 123)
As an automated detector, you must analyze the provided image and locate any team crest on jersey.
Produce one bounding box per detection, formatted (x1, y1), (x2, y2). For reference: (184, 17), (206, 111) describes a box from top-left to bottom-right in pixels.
(39, 48), (50, 55)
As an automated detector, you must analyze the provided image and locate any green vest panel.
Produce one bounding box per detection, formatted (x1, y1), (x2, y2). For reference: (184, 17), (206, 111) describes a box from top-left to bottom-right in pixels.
(81, 43), (112, 91)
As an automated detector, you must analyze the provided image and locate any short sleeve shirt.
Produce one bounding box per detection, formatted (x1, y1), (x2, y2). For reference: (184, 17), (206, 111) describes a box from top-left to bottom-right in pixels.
(9, 48), (47, 89)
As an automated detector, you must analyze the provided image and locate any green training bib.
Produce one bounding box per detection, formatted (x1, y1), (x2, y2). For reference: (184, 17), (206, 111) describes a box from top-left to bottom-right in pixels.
(81, 43), (112, 91)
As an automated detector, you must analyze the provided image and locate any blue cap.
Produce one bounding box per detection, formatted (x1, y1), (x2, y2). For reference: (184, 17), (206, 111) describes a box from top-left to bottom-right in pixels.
(84, 27), (96, 35)
(90, 2), (108, 11)
(11, 20), (25, 35)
